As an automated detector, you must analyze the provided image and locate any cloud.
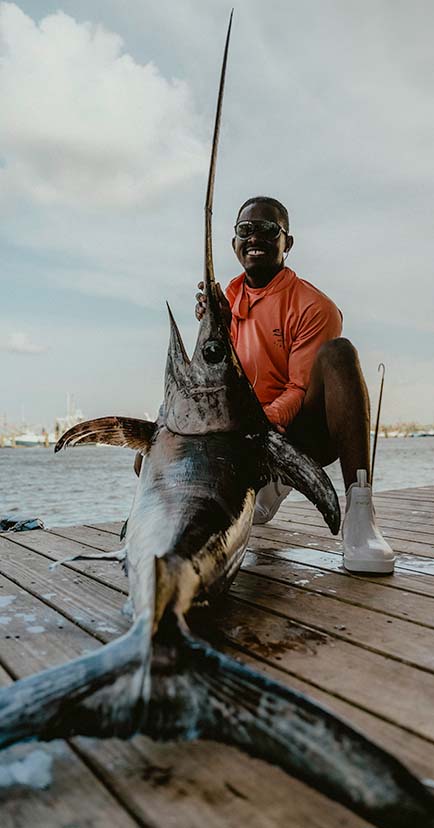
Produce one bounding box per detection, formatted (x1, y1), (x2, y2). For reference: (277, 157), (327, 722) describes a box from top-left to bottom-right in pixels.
(3, 331), (47, 353)
(1, 1), (434, 427)
(0, 3), (208, 208)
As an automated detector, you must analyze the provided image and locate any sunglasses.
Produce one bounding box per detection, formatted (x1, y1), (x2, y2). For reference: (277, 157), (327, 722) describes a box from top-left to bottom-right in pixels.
(234, 220), (287, 241)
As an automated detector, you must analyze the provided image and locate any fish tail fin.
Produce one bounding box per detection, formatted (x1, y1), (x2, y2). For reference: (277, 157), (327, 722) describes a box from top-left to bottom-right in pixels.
(0, 609), (152, 751)
(170, 631), (434, 827)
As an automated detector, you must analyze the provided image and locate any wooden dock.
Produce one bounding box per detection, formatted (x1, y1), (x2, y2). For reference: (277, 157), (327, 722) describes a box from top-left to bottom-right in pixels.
(1, 485), (433, 827)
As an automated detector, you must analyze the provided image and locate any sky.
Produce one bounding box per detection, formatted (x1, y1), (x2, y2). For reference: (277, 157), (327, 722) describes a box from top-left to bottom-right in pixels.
(0, 0), (433, 430)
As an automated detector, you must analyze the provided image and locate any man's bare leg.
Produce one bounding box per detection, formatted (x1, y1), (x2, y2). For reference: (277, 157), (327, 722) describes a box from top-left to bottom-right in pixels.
(287, 337), (370, 488)
(285, 338), (395, 573)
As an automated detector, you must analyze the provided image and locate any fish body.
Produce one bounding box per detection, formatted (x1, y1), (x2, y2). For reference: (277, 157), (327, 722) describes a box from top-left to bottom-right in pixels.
(1, 13), (434, 828)
(128, 427), (257, 627)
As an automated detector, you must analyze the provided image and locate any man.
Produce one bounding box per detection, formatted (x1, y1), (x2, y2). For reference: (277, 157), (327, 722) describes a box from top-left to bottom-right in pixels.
(195, 196), (395, 574)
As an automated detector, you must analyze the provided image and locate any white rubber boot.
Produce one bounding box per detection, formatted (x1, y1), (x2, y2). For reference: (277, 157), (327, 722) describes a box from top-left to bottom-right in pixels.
(253, 480), (292, 525)
(342, 470), (395, 574)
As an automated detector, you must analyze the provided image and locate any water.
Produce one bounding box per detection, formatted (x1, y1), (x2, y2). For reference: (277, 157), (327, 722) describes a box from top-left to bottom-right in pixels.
(0, 438), (433, 529)
(0, 446), (136, 528)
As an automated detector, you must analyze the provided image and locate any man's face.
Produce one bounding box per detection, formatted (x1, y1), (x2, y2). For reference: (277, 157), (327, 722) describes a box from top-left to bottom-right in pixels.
(232, 201), (293, 287)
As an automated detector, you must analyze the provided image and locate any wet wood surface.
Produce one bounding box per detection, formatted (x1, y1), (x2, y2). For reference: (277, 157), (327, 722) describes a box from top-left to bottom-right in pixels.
(0, 485), (433, 827)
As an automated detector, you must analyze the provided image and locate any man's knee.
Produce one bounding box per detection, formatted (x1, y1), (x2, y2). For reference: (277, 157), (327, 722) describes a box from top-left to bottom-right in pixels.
(317, 337), (359, 371)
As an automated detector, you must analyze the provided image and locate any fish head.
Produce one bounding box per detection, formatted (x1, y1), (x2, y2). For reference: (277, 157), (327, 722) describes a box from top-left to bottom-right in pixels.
(164, 274), (267, 435)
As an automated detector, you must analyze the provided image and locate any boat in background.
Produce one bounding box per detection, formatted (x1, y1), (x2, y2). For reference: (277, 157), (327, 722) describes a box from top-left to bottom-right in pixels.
(15, 431), (47, 447)
(0, 394), (84, 448)
(54, 394), (84, 443)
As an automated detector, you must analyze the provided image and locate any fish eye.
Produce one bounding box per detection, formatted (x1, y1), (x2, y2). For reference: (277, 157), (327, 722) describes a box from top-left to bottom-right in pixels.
(202, 339), (225, 364)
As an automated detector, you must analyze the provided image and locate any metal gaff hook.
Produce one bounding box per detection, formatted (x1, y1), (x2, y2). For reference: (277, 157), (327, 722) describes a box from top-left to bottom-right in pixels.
(371, 362), (385, 486)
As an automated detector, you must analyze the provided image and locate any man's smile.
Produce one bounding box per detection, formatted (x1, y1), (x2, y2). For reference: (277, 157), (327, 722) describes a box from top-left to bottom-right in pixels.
(244, 245), (269, 257)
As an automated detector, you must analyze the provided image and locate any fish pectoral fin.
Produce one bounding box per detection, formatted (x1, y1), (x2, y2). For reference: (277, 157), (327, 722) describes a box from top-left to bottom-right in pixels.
(177, 634), (434, 828)
(264, 430), (340, 535)
(55, 416), (156, 452)
(49, 546), (127, 571)
(0, 610), (152, 750)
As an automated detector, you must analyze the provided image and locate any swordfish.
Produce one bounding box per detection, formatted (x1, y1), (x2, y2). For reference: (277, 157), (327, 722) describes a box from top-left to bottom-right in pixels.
(1, 13), (434, 828)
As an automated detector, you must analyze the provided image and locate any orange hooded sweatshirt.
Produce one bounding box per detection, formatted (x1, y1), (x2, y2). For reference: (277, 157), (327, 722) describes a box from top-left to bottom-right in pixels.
(226, 267), (342, 428)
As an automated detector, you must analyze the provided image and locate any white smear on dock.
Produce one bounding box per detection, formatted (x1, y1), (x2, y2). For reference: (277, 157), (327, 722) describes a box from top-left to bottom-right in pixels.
(42, 593), (57, 600)
(96, 623), (119, 634)
(0, 596), (16, 609)
(27, 626), (46, 634)
(0, 749), (53, 789)
(0, 616), (11, 625)
(17, 613), (36, 623)
(294, 579), (310, 586)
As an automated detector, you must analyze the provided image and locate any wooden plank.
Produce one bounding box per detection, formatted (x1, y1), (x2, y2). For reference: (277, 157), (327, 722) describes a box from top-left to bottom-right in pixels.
(0, 740), (141, 828)
(0, 617), (140, 828)
(221, 643), (434, 781)
(279, 503), (434, 535)
(281, 498), (434, 528)
(77, 735), (371, 828)
(57, 517), (434, 577)
(0, 569), (371, 827)
(0, 536), (129, 642)
(284, 493), (434, 515)
(5, 491), (434, 826)
(242, 549), (434, 625)
(281, 494), (434, 516)
(0, 608), (429, 823)
(85, 518), (434, 578)
(49, 525), (122, 551)
(245, 544), (434, 596)
(94, 512), (434, 544)
(271, 512), (434, 547)
(380, 486), (434, 495)
(0, 665), (11, 684)
(251, 524), (342, 552)
(87, 521), (124, 535)
(256, 518), (434, 556)
(5, 532), (434, 732)
(91, 508), (434, 538)
(0, 575), (101, 677)
(211, 597), (434, 741)
(376, 488), (434, 500)
(230, 570), (434, 672)
(3, 530), (127, 593)
(374, 495), (434, 508)
(250, 523), (434, 561)
(281, 511), (434, 537)
(13, 521), (434, 610)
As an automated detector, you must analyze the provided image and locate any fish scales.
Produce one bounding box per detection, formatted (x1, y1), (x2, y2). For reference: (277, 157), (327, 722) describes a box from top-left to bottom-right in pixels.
(127, 428), (257, 625)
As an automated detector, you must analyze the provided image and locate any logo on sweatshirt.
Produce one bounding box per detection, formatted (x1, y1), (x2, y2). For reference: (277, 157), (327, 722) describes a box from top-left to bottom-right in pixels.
(272, 328), (285, 349)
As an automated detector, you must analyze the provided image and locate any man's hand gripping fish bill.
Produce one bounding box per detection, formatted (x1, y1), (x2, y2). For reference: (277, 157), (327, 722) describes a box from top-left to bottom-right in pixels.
(1, 13), (433, 828)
